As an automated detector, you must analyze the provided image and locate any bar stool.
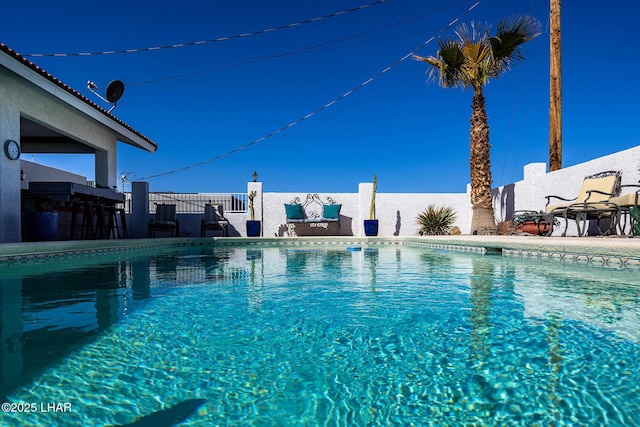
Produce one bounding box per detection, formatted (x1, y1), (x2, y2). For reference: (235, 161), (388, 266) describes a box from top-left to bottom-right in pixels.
(94, 204), (108, 239)
(70, 201), (96, 239)
(116, 207), (129, 239)
(105, 205), (128, 239)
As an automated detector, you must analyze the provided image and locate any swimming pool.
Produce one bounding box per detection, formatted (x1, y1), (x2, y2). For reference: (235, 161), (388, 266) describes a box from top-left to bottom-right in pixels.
(1, 243), (639, 426)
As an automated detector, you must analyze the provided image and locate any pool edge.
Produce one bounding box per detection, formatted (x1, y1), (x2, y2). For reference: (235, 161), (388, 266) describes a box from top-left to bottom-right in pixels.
(1, 236), (640, 267)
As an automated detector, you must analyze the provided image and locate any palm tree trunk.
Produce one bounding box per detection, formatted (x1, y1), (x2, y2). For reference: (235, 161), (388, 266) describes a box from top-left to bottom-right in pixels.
(469, 88), (497, 234)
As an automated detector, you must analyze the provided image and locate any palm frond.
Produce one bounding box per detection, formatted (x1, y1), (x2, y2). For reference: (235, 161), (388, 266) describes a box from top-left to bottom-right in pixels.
(412, 54), (441, 68)
(490, 15), (542, 71)
(414, 15), (540, 89)
(454, 21), (488, 46)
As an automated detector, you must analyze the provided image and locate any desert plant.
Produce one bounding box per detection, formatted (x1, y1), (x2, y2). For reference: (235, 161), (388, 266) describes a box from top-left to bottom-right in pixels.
(416, 205), (457, 235)
(248, 190), (257, 221)
(369, 174), (377, 220)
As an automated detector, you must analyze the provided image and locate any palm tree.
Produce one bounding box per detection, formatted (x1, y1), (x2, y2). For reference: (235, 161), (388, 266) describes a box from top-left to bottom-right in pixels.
(414, 16), (541, 234)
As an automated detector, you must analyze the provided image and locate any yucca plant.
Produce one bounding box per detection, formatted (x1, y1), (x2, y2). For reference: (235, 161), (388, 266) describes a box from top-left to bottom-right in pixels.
(416, 205), (457, 235)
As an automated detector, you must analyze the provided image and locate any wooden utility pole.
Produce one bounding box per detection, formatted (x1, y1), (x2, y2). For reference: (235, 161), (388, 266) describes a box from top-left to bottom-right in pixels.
(549, 0), (562, 171)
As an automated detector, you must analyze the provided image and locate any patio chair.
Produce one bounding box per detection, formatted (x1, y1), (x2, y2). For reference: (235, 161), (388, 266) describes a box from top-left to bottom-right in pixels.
(148, 204), (179, 237)
(200, 203), (229, 237)
(544, 170), (622, 236)
(607, 183), (640, 236)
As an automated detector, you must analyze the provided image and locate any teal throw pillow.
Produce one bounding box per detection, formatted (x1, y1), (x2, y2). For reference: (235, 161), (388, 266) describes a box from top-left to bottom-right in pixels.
(285, 203), (304, 220)
(323, 204), (341, 219)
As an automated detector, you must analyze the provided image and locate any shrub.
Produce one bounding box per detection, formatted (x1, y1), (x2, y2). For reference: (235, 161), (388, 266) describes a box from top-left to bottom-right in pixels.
(416, 205), (457, 235)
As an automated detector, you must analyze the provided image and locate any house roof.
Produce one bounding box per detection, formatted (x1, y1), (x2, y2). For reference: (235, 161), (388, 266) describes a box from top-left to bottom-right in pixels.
(0, 42), (157, 151)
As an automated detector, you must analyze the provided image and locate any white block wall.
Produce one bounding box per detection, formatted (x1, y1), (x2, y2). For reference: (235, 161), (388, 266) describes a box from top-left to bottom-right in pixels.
(134, 144), (640, 237)
(250, 145), (640, 237)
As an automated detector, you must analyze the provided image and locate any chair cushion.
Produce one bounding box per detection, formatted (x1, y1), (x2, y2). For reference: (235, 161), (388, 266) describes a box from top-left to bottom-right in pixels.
(204, 204), (219, 222)
(609, 193), (639, 207)
(545, 203), (571, 214)
(285, 203), (304, 220)
(322, 204), (341, 220)
(575, 174), (619, 203)
(155, 204), (177, 222)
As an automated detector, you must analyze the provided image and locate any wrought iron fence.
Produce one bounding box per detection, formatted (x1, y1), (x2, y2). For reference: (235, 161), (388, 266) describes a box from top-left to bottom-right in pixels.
(123, 192), (247, 214)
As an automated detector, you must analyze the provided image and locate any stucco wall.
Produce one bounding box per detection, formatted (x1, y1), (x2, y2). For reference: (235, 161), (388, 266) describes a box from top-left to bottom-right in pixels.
(254, 190), (469, 237)
(0, 97), (21, 242)
(0, 67), (122, 243)
(263, 192), (359, 237)
(131, 143), (640, 238)
(1, 68), (119, 188)
(493, 145), (640, 235)
(20, 160), (87, 190)
(249, 145), (640, 238)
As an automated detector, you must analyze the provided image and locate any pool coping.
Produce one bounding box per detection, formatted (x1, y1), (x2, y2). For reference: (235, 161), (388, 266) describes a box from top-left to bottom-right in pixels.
(1, 235), (640, 266)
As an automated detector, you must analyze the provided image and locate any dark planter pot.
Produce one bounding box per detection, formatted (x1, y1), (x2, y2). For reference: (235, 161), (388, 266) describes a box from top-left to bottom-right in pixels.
(246, 220), (261, 237)
(26, 212), (59, 241)
(364, 219), (379, 236)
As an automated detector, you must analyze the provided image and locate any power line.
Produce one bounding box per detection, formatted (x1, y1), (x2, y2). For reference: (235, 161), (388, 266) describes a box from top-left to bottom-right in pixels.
(135, 1), (481, 182)
(129, 0), (475, 86)
(22, 1), (388, 58)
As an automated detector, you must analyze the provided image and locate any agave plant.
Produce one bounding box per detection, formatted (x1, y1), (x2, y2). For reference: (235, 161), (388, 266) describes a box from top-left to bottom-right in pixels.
(416, 205), (457, 235)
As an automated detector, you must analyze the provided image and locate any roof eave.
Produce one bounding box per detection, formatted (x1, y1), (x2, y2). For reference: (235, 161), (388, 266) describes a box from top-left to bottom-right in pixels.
(0, 43), (158, 153)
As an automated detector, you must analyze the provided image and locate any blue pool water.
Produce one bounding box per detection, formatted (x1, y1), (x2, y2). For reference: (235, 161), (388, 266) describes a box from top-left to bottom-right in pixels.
(1, 244), (639, 426)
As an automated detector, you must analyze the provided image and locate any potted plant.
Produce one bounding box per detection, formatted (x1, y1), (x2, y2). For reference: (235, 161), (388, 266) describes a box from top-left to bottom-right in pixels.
(246, 190), (261, 237)
(26, 194), (59, 241)
(513, 211), (556, 236)
(364, 175), (378, 236)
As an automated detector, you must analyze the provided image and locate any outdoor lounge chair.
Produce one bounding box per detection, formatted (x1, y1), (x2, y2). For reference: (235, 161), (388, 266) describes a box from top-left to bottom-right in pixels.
(607, 183), (640, 236)
(148, 204), (179, 237)
(200, 203), (229, 237)
(544, 170), (622, 236)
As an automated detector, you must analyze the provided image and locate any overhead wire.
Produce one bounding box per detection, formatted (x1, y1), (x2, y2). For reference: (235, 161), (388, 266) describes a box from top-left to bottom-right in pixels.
(129, 0), (474, 86)
(134, 1), (481, 182)
(22, 0), (389, 57)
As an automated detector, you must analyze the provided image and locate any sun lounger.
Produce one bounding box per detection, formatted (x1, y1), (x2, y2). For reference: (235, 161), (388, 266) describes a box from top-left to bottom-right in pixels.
(544, 170), (622, 236)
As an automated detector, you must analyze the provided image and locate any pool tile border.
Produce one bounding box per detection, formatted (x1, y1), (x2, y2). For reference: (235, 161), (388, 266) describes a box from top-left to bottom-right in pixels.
(0, 240), (213, 264)
(213, 238), (488, 254)
(1, 237), (640, 270)
(501, 247), (640, 269)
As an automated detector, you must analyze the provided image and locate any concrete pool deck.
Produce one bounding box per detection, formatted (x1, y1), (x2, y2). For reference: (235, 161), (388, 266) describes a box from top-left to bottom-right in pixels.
(2, 235), (640, 265)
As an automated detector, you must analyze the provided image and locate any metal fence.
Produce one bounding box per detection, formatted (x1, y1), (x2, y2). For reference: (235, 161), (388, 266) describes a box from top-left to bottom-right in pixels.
(124, 192), (248, 214)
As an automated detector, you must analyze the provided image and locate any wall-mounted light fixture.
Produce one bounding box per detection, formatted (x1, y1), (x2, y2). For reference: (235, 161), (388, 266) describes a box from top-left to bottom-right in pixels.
(20, 169), (25, 181)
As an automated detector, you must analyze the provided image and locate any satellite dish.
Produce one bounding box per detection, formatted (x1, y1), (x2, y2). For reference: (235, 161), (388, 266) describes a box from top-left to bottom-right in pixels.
(87, 79), (125, 113)
(106, 80), (125, 103)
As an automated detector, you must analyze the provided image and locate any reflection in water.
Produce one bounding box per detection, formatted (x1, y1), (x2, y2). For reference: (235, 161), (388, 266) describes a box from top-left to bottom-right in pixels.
(365, 248), (379, 290)
(247, 249), (264, 309)
(469, 257), (493, 365)
(546, 312), (563, 418)
(0, 257), (153, 398)
(1, 246), (640, 426)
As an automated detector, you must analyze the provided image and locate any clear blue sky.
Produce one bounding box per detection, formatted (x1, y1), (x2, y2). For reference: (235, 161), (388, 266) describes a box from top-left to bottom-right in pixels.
(3, 0), (638, 194)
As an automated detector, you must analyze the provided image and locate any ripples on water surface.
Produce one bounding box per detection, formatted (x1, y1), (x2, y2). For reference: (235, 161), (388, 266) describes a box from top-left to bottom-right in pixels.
(1, 245), (639, 426)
